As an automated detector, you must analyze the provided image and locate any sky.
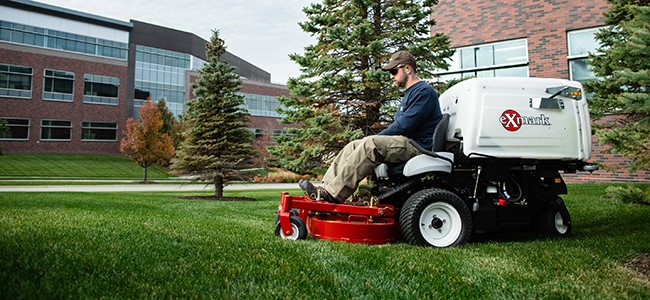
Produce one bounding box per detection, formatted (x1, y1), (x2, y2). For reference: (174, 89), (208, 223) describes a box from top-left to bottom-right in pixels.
(36, 0), (319, 84)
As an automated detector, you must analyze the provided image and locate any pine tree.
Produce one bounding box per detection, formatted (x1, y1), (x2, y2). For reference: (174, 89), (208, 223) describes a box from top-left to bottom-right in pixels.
(156, 99), (183, 152)
(584, 0), (650, 171)
(171, 30), (257, 197)
(267, 0), (454, 174)
(120, 99), (174, 182)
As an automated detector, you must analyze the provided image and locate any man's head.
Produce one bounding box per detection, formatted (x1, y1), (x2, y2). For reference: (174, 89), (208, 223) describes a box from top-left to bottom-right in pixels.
(381, 50), (418, 88)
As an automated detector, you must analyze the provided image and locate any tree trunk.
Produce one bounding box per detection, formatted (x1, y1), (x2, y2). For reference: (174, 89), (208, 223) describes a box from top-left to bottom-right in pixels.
(214, 173), (224, 197)
(142, 164), (149, 183)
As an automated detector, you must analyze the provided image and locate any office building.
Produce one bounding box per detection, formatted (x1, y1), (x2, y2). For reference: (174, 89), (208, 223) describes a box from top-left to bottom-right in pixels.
(0, 0), (289, 156)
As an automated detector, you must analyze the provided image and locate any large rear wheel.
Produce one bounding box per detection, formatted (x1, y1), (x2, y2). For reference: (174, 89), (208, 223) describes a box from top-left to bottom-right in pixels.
(400, 188), (473, 247)
(535, 196), (572, 236)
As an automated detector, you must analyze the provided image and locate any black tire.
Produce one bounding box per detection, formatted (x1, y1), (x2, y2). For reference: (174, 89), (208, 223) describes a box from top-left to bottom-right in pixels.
(399, 188), (473, 247)
(274, 215), (308, 240)
(535, 197), (572, 236)
(275, 209), (298, 223)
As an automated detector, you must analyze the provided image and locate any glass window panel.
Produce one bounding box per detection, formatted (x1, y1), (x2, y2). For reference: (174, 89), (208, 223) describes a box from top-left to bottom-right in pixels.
(0, 28), (10, 41)
(11, 66), (31, 74)
(11, 31), (23, 43)
(475, 45), (494, 67)
(75, 41), (85, 52)
(440, 51), (460, 72)
(40, 120), (71, 140)
(81, 122), (117, 140)
(34, 34), (44, 46)
(460, 48), (475, 69)
(494, 40), (527, 65)
(494, 66), (528, 77)
(143, 52), (151, 63)
(23, 32), (35, 45)
(569, 59), (594, 82)
(66, 39), (76, 51)
(0, 118), (29, 140)
(8, 74), (31, 90)
(568, 29), (600, 57)
(477, 70), (494, 77)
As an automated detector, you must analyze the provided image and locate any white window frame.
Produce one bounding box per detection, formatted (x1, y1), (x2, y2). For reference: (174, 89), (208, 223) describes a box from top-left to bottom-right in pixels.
(0, 117), (30, 140)
(83, 74), (119, 105)
(43, 69), (75, 102)
(436, 39), (529, 81)
(40, 119), (72, 141)
(0, 63), (33, 99)
(81, 121), (118, 141)
(567, 27), (605, 82)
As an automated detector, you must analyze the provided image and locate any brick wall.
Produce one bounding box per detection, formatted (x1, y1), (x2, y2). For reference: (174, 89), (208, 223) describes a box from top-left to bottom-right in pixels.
(0, 44), (128, 155)
(431, 0), (609, 78)
(564, 115), (650, 183)
(431, 0), (648, 183)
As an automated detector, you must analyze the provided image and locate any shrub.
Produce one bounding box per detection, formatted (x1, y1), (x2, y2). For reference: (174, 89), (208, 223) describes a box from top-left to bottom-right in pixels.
(605, 185), (650, 205)
(253, 168), (308, 183)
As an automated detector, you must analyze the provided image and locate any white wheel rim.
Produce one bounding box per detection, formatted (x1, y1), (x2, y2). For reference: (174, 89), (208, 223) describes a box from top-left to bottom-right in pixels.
(419, 202), (462, 247)
(554, 212), (568, 234)
(280, 223), (300, 240)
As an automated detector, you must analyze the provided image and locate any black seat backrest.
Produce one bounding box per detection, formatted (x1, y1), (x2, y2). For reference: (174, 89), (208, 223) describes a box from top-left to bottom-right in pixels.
(432, 113), (450, 152)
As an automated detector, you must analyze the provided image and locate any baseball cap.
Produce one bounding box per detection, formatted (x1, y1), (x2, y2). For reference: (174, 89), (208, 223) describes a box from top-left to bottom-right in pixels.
(381, 50), (416, 71)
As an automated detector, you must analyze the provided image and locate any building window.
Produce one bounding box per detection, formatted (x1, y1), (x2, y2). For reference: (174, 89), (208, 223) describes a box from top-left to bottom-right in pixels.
(0, 20), (127, 60)
(83, 74), (119, 105)
(81, 122), (117, 141)
(436, 39), (528, 82)
(0, 63), (32, 98)
(0, 118), (29, 140)
(134, 45), (190, 117)
(568, 27), (603, 83)
(43, 69), (74, 101)
(249, 128), (263, 139)
(41, 120), (72, 141)
(238, 92), (283, 118)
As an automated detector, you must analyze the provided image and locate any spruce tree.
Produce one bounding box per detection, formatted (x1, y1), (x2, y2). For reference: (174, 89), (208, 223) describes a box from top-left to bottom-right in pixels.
(268, 0), (453, 174)
(584, 0), (650, 171)
(156, 99), (183, 152)
(171, 30), (257, 197)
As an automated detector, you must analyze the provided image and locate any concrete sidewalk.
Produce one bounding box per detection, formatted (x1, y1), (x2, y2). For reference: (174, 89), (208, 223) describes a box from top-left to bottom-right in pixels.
(0, 182), (299, 192)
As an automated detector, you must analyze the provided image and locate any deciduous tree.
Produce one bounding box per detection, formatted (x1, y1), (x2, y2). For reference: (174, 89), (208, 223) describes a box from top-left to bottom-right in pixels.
(120, 100), (174, 182)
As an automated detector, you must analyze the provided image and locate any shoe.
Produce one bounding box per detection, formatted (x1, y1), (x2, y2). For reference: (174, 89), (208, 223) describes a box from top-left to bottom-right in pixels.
(298, 179), (338, 203)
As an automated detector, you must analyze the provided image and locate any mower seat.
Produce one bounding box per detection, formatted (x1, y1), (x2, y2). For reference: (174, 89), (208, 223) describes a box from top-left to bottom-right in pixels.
(375, 113), (451, 179)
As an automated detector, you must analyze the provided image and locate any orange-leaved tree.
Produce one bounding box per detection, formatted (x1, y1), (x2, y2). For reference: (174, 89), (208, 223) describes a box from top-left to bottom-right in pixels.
(120, 99), (174, 182)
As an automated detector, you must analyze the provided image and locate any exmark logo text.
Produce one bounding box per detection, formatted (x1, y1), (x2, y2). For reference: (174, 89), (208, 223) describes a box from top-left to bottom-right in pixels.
(499, 109), (551, 132)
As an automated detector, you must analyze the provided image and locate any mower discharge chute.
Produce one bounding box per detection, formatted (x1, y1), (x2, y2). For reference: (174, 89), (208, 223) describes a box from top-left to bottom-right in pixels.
(275, 77), (597, 247)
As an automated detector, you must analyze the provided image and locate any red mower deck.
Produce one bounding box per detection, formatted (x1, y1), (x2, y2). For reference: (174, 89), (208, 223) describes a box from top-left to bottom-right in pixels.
(277, 192), (398, 244)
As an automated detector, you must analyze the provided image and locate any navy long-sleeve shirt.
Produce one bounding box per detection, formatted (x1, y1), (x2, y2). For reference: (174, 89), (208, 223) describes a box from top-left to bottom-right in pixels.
(379, 81), (441, 150)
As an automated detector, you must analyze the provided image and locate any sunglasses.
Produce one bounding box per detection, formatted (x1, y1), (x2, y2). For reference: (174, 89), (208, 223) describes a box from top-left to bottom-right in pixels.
(389, 65), (405, 75)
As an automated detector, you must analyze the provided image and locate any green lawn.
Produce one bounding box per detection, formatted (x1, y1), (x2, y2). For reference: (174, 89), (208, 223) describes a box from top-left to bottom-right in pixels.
(1, 185), (648, 298)
(0, 153), (173, 179)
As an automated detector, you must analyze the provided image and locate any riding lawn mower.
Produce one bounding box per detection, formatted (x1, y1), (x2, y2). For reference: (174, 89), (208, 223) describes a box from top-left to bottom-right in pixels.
(275, 77), (597, 248)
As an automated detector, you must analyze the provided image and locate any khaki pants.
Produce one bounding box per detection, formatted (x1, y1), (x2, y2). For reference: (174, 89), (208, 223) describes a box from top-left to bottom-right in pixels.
(322, 135), (421, 201)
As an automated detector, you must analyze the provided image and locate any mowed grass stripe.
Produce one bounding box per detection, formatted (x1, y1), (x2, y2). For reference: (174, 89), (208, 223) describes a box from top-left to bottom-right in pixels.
(0, 153), (172, 179)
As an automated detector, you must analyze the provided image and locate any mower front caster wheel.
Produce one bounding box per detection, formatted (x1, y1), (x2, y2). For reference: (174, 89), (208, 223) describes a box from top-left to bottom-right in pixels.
(274, 215), (307, 240)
